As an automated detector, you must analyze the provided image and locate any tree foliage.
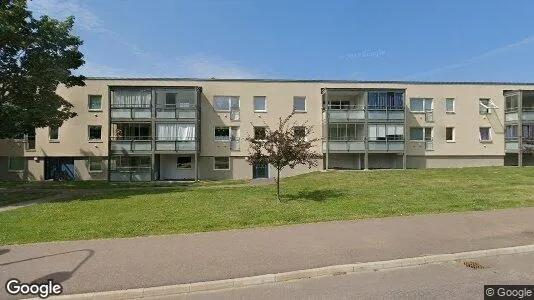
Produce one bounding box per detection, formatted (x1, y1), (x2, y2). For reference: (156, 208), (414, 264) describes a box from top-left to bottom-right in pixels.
(0, 0), (85, 138)
(246, 113), (322, 200)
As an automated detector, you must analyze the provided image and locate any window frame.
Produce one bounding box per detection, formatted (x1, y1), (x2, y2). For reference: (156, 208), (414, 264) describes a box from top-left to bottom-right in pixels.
(410, 127), (432, 141)
(479, 127), (492, 142)
(214, 126), (230, 142)
(293, 96), (307, 112)
(49, 126), (59, 142)
(214, 96), (239, 112)
(254, 96), (267, 112)
(445, 98), (455, 113)
(176, 156), (193, 169)
(88, 95), (103, 111)
(8, 156), (25, 172)
(479, 98), (491, 115)
(88, 125), (103, 142)
(213, 157), (230, 170)
(410, 98), (433, 113)
(88, 157), (103, 173)
(445, 127), (455, 142)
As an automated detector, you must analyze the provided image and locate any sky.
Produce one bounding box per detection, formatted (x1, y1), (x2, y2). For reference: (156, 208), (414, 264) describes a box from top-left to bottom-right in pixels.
(27, 0), (534, 82)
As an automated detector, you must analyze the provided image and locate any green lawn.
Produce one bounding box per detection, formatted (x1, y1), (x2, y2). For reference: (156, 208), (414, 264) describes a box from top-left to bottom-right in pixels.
(1, 167), (534, 245)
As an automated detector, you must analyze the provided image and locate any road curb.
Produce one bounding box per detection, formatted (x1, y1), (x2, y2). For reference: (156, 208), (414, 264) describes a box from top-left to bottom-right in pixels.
(39, 244), (534, 300)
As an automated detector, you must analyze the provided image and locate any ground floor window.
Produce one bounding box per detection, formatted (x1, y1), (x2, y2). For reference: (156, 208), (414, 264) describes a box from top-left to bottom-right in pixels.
(446, 127), (455, 142)
(214, 157), (230, 170)
(8, 157), (25, 171)
(177, 156), (192, 169)
(88, 157), (103, 172)
(110, 156), (151, 171)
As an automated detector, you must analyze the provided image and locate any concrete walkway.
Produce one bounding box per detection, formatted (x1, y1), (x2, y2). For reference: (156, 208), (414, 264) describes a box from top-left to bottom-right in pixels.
(1, 207), (534, 298)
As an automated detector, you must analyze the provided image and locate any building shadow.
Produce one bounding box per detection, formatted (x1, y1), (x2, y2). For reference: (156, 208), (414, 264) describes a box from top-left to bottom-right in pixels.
(282, 189), (345, 202)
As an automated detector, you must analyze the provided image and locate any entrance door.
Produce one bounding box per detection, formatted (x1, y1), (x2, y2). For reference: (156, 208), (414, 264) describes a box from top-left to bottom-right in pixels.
(253, 163), (269, 179)
(45, 157), (75, 180)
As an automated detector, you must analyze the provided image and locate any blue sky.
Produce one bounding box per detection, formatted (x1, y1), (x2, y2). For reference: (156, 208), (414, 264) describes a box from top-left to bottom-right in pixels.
(28, 0), (534, 81)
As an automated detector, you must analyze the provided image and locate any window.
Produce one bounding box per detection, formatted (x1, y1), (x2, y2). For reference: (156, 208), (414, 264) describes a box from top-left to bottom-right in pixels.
(410, 127), (432, 141)
(214, 96), (239, 112)
(479, 127), (492, 142)
(89, 95), (102, 111)
(112, 89), (152, 108)
(505, 125), (518, 139)
(505, 95), (519, 112)
(254, 96), (267, 112)
(446, 127), (455, 142)
(88, 125), (102, 141)
(88, 157), (103, 172)
(254, 126), (266, 140)
(214, 127), (230, 141)
(49, 127), (59, 141)
(293, 96), (306, 112)
(156, 123), (195, 141)
(479, 99), (491, 115)
(445, 98), (455, 113)
(329, 100), (350, 110)
(410, 98), (433, 112)
(328, 124), (364, 141)
(293, 126), (306, 139)
(214, 157), (230, 170)
(368, 91), (404, 109)
(165, 93), (176, 107)
(368, 124), (404, 141)
(177, 156), (192, 169)
(8, 157), (24, 171)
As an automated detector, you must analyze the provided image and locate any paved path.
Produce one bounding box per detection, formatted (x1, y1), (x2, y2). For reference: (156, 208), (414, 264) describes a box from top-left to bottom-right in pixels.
(1, 207), (534, 298)
(163, 252), (534, 299)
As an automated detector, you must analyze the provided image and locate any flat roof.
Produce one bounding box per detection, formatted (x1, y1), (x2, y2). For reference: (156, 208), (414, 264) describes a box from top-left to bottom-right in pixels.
(86, 77), (534, 86)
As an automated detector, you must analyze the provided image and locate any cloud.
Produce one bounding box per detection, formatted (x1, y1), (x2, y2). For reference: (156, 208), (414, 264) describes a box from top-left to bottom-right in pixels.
(403, 35), (534, 80)
(175, 53), (257, 79)
(28, 0), (103, 32)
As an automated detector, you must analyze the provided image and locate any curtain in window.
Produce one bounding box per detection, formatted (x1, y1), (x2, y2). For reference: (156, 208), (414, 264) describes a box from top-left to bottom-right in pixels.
(156, 124), (195, 140)
(505, 125), (517, 138)
(113, 90), (152, 107)
(368, 92), (378, 108)
(393, 93), (404, 109)
(524, 125), (534, 138)
(378, 92), (387, 109)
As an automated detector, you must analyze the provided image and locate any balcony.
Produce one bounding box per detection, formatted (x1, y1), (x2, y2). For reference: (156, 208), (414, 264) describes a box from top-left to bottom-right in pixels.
(110, 137), (152, 152)
(326, 107), (365, 122)
(155, 139), (196, 151)
(109, 168), (152, 181)
(505, 137), (519, 152)
(368, 137), (405, 152)
(367, 107), (405, 121)
(111, 104), (151, 119)
(156, 105), (197, 119)
(323, 140), (365, 152)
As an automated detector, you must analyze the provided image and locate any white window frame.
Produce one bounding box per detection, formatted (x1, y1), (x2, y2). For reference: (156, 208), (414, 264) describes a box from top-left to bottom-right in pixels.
(410, 98), (433, 113)
(8, 156), (25, 172)
(293, 96), (307, 112)
(49, 126), (59, 142)
(88, 125), (103, 142)
(445, 127), (455, 142)
(214, 126), (230, 142)
(213, 157), (230, 170)
(479, 127), (492, 142)
(479, 98), (493, 115)
(214, 96), (239, 112)
(88, 157), (103, 173)
(254, 96), (267, 112)
(445, 98), (455, 113)
(88, 95), (103, 111)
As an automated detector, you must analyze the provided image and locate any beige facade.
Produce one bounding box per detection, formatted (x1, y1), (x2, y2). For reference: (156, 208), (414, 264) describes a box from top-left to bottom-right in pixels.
(1, 78), (533, 181)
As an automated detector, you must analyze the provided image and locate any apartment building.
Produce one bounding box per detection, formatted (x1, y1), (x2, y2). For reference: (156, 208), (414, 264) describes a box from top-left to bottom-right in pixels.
(1, 78), (533, 181)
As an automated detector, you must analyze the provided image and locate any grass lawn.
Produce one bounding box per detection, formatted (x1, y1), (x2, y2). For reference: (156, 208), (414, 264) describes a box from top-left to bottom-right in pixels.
(1, 167), (534, 245)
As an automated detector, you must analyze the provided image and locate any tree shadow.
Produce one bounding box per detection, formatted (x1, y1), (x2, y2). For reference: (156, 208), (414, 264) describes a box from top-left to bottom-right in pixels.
(282, 189), (345, 202)
(0, 249), (9, 255)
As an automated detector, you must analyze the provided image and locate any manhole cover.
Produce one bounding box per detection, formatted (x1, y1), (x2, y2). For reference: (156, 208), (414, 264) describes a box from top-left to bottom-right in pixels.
(463, 261), (486, 269)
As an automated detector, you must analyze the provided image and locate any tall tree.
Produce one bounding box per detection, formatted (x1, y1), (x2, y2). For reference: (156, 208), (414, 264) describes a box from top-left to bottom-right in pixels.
(0, 0), (85, 138)
(246, 113), (322, 200)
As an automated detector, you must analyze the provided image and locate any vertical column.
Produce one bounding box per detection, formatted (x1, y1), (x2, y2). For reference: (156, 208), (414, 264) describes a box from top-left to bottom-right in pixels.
(324, 89), (329, 170)
(364, 91), (369, 170)
(151, 88), (157, 180)
(107, 88), (112, 181)
(402, 91), (407, 169)
(195, 87), (200, 181)
(518, 90), (523, 167)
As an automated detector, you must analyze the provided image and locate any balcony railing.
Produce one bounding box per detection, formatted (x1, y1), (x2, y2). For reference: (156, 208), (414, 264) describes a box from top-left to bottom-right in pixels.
(110, 136), (152, 152)
(111, 103), (152, 119)
(326, 105), (365, 122)
(155, 139), (196, 151)
(155, 104), (197, 119)
(367, 106), (405, 120)
(368, 136), (405, 151)
(109, 167), (151, 181)
(323, 139), (365, 152)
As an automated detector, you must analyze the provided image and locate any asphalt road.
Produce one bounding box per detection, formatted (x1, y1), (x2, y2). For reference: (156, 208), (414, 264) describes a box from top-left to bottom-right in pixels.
(1, 208), (534, 298)
(157, 252), (534, 300)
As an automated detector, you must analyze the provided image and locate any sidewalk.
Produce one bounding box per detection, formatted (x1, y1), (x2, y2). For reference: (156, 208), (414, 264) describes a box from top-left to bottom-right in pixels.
(1, 207), (534, 298)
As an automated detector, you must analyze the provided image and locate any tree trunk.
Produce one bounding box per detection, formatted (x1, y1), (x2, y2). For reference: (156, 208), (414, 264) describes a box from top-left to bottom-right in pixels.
(277, 168), (281, 201)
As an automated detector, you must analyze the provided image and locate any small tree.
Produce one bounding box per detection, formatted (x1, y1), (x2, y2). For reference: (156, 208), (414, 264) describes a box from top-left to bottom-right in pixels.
(246, 113), (322, 200)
